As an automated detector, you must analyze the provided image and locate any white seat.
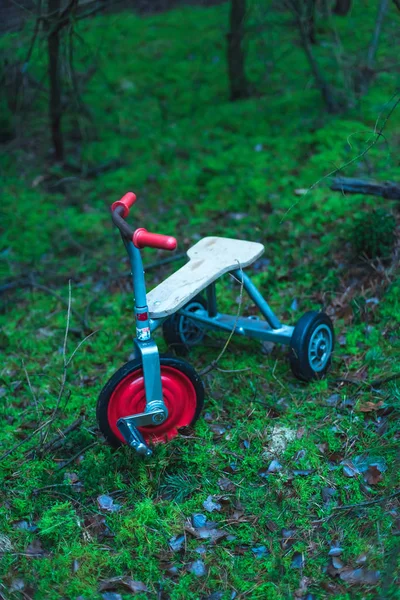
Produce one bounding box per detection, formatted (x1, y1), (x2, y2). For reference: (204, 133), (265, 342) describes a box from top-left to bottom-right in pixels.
(147, 236), (264, 319)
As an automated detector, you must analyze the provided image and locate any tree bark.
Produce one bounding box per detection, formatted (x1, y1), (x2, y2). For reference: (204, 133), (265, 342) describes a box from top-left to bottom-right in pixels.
(47, 0), (64, 161)
(366, 0), (389, 71)
(330, 177), (400, 200)
(333, 0), (352, 16)
(305, 0), (316, 44)
(227, 0), (249, 101)
(289, 0), (339, 112)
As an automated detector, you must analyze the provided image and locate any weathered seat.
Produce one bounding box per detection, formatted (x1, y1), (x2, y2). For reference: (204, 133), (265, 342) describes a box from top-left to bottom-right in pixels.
(147, 236), (264, 319)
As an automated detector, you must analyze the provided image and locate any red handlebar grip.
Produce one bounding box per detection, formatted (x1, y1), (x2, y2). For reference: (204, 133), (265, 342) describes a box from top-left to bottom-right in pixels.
(133, 228), (177, 251)
(111, 192), (137, 218)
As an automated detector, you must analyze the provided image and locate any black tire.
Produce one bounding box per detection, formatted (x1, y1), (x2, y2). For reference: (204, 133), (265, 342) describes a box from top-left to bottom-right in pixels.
(289, 311), (334, 382)
(97, 356), (204, 448)
(163, 295), (207, 355)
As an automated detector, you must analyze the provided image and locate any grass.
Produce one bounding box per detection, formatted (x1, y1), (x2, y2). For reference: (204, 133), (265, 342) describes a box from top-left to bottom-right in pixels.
(1, 1), (400, 598)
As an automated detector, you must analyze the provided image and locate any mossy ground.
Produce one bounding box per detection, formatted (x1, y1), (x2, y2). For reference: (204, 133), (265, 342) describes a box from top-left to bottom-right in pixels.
(1, 2), (400, 599)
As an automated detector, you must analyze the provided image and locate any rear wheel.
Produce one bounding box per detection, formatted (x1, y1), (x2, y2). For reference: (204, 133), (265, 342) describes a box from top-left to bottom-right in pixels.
(163, 295), (207, 354)
(97, 357), (204, 448)
(289, 311), (334, 382)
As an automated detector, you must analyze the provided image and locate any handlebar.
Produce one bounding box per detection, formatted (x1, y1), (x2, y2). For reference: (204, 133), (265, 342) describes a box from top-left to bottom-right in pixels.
(111, 193), (177, 252)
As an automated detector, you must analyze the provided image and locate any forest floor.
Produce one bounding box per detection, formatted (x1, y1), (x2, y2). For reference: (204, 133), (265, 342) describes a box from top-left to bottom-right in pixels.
(1, 2), (400, 599)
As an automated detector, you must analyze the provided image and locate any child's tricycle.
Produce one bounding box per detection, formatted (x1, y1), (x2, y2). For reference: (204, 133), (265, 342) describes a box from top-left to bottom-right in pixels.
(97, 192), (334, 456)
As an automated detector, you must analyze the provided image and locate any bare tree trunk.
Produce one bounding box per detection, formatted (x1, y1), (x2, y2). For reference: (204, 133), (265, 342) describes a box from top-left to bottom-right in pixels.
(305, 0), (317, 44)
(288, 0), (339, 112)
(227, 0), (249, 101)
(333, 0), (352, 16)
(366, 0), (389, 70)
(47, 0), (64, 161)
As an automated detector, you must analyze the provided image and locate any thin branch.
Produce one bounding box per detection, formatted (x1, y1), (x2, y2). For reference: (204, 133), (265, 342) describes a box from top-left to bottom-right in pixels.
(56, 441), (98, 470)
(22, 360), (43, 444)
(66, 329), (98, 367)
(27, 417), (84, 458)
(0, 420), (52, 463)
(333, 489), (400, 510)
(40, 280), (72, 448)
(200, 263), (244, 376)
(28, 277), (91, 332)
(281, 90), (400, 220)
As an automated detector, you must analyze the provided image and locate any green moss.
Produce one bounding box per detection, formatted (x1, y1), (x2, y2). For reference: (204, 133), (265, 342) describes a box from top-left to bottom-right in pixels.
(1, 1), (399, 598)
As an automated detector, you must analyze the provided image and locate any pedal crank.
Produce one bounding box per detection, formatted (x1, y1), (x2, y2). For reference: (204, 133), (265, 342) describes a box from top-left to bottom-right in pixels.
(116, 406), (168, 457)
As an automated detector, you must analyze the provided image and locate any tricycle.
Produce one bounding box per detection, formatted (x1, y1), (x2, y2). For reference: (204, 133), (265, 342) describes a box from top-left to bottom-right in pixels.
(97, 192), (334, 456)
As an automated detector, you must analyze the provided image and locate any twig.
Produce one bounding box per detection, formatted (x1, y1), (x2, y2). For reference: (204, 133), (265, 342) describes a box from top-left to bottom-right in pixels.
(333, 489), (400, 510)
(56, 441), (98, 470)
(66, 330), (98, 367)
(40, 281), (72, 448)
(282, 89), (400, 220)
(369, 373), (400, 388)
(200, 263), (244, 376)
(26, 417), (83, 458)
(28, 277), (90, 332)
(0, 420), (52, 463)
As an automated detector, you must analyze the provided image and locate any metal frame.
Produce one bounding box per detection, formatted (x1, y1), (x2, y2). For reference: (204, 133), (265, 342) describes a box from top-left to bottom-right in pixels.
(118, 240), (295, 456)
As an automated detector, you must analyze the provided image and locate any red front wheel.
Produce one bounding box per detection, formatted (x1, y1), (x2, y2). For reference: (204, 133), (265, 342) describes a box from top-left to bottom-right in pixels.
(97, 357), (204, 448)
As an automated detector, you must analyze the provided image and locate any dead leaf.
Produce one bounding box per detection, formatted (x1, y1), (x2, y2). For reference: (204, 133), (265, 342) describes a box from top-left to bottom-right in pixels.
(208, 423), (226, 438)
(355, 552), (368, 564)
(187, 559), (207, 576)
(99, 576), (148, 593)
(83, 514), (114, 540)
(97, 495), (122, 512)
(322, 487), (336, 503)
(268, 459), (283, 473)
(291, 552), (304, 569)
(296, 427), (305, 439)
(357, 401), (384, 413)
(203, 496), (222, 513)
(31, 174), (47, 188)
(102, 593), (122, 600)
(64, 472), (79, 484)
(363, 465), (383, 485)
(281, 528), (296, 549)
(184, 518), (228, 544)
(251, 545), (269, 559)
(218, 477), (235, 492)
(25, 539), (44, 557)
(341, 460), (359, 478)
(294, 576), (310, 598)
(9, 578), (25, 592)
(339, 568), (380, 585)
(328, 546), (343, 557)
(12, 520), (37, 532)
(169, 535), (185, 552)
(266, 520), (278, 532)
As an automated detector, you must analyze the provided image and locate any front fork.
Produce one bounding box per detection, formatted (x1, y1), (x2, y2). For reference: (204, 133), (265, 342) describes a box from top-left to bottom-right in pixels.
(117, 241), (168, 456)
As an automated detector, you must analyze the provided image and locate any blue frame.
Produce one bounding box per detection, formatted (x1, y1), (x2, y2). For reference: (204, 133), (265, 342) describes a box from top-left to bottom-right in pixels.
(118, 238), (295, 455)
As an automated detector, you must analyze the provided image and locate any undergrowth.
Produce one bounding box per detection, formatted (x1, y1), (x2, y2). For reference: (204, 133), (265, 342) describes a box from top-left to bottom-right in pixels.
(0, 2), (400, 599)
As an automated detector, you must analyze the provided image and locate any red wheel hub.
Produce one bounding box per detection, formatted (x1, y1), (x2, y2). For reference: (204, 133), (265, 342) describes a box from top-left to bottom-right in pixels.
(107, 366), (197, 444)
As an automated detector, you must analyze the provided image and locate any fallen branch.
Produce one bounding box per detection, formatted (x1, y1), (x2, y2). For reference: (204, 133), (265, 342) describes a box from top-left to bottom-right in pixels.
(333, 489), (400, 510)
(56, 441), (98, 470)
(26, 417), (84, 458)
(330, 176), (400, 200)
